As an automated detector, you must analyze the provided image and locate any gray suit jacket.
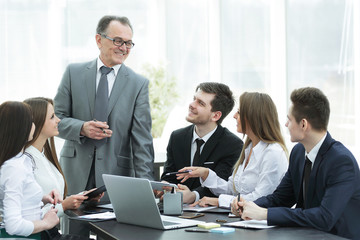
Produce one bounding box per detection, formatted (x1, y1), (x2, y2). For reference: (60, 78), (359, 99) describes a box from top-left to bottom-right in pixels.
(54, 59), (154, 197)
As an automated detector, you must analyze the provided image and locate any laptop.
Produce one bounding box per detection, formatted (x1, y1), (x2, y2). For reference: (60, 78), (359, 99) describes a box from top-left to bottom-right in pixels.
(102, 174), (204, 230)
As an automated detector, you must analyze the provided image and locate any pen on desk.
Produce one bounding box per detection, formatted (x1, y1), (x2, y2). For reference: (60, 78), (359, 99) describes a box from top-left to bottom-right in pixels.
(165, 170), (192, 176)
(185, 229), (210, 233)
(93, 119), (106, 134)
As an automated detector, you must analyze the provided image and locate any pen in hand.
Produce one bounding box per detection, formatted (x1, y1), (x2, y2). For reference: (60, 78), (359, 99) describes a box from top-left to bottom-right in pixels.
(165, 170), (192, 176)
(237, 193), (241, 215)
(93, 119), (106, 134)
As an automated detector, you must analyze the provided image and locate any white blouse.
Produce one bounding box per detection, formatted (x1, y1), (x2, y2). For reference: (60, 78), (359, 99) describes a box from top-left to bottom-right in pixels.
(201, 141), (288, 208)
(26, 146), (65, 217)
(0, 152), (43, 236)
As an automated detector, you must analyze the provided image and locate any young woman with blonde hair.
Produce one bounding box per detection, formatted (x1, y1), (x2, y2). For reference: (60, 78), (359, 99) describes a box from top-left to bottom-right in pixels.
(177, 92), (288, 208)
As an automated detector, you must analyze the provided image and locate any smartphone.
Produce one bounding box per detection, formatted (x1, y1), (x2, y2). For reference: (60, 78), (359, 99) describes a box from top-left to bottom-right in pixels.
(178, 212), (205, 219)
(83, 208), (110, 214)
(85, 185), (106, 199)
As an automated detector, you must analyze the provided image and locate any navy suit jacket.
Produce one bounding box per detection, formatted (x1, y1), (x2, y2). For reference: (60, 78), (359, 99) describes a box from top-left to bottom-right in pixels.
(161, 125), (243, 198)
(255, 133), (360, 239)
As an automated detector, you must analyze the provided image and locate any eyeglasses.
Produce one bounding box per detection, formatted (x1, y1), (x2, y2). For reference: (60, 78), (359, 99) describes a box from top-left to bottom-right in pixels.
(101, 34), (135, 49)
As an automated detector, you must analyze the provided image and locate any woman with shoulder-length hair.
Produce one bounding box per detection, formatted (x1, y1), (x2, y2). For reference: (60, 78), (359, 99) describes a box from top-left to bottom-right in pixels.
(0, 101), (59, 239)
(24, 97), (89, 217)
(177, 92), (289, 208)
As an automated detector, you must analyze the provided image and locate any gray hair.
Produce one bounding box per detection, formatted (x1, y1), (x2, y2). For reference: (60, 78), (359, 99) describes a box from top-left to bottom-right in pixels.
(96, 15), (133, 35)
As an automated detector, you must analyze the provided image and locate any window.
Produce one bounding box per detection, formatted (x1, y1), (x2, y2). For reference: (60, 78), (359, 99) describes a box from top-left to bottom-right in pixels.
(0, 0), (359, 162)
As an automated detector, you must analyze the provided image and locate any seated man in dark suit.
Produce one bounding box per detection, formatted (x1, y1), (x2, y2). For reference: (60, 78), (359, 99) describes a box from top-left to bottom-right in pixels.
(160, 82), (243, 203)
(232, 87), (360, 239)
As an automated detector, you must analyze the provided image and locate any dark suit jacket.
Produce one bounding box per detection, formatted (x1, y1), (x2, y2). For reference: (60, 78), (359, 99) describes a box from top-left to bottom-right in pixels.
(255, 133), (360, 239)
(161, 124), (243, 198)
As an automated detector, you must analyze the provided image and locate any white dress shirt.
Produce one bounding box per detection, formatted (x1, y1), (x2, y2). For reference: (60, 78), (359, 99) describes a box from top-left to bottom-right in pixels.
(190, 126), (217, 165)
(0, 152), (43, 236)
(96, 57), (121, 96)
(26, 146), (65, 217)
(305, 133), (327, 167)
(191, 126), (217, 202)
(201, 141), (288, 208)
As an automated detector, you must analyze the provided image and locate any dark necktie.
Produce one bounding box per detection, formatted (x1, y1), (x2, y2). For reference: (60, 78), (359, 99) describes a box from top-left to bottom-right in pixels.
(303, 156), (312, 202)
(192, 139), (205, 166)
(92, 66), (112, 147)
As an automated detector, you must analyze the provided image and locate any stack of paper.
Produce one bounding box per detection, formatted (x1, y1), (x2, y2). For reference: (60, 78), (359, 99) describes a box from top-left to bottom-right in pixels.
(77, 211), (116, 220)
(224, 220), (275, 229)
(183, 204), (217, 212)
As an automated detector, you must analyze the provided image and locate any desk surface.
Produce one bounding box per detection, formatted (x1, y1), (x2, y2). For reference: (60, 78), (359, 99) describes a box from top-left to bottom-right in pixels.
(89, 212), (347, 240)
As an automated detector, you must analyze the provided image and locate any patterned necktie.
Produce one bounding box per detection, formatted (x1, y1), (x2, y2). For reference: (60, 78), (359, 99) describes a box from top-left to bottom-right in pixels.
(92, 66), (112, 147)
(192, 139), (205, 166)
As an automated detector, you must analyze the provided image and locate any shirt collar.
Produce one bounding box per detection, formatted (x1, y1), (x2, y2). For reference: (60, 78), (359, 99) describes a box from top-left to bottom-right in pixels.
(305, 133), (327, 164)
(192, 125), (218, 144)
(248, 140), (268, 160)
(26, 145), (43, 158)
(97, 57), (121, 76)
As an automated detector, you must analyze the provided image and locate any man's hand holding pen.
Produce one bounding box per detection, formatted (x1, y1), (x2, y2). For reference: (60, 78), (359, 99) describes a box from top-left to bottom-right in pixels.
(80, 119), (113, 139)
(231, 195), (268, 221)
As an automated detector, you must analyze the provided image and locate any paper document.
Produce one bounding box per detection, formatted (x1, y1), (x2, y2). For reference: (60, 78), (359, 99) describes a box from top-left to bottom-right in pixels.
(225, 220), (275, 229)
(97, 203), (113, 209)
(183, 204), (217, 212)
(77, 211), (115, 220)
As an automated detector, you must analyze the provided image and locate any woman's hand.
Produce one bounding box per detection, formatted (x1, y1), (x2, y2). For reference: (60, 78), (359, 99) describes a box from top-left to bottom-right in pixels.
(83, 188), (104, 202)
(32, 208), (59, 233)
(191, 197), (219, 207)
(62, 194), (88, 211)
(176, 167), (210, 183)
(42, 208), (59, 228)
(231, 196), (244, 217)
(42, 189), (62, 205)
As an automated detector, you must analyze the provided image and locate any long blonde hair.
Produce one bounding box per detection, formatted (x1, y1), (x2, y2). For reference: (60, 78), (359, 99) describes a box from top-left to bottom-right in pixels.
(233, 92), (288, 177)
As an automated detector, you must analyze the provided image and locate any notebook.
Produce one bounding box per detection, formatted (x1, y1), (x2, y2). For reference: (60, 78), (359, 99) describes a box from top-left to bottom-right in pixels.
(102, 174), (204, 230)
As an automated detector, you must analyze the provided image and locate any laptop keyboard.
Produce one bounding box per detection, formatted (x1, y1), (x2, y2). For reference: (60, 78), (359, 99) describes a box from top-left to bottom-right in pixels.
(157, 202), (164, 212)
(163, 221), (180, 226)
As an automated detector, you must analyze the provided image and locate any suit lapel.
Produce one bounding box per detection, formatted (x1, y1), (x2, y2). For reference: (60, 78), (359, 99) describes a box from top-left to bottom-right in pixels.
(184, 126), (194, 167)
(291, 143), (305, 208)
(186, 125), (198, 188)
(107, 64), (128, 117)
(296, 149), (306, 208)
(85, 60), (97, 118)
(305, 132), (334, 208)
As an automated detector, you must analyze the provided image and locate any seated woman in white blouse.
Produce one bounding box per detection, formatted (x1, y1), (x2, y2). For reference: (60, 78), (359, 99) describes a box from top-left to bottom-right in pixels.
(176, 92), (289, 208)
(0, 101), (59, 238)
(24, 97), (90, 220)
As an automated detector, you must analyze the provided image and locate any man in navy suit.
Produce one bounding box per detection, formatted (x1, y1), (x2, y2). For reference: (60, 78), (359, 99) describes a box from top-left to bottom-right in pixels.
(232, 87), (360, 239)
(160, 82), (243, 203)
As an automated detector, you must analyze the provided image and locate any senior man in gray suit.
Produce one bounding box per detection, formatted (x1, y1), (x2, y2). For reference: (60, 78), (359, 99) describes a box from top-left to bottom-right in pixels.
(54, 15), (154, 200)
